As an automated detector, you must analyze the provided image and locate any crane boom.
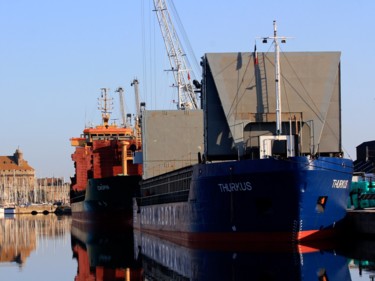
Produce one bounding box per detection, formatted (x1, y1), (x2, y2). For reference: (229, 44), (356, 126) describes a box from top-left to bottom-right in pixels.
(115, 87), (127, 127)
(152, 0), (198, 110)
(131, 79), (141, 117)
(131, 79), (142, 142)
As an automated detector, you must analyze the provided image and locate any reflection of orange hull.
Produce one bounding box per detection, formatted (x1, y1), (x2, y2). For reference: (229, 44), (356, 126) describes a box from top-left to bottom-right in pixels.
(71, 218), (143, 281)
(72, 244), (143, 281)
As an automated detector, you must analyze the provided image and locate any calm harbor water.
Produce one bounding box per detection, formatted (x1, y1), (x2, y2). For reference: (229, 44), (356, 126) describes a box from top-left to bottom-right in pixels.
(0, 214), (373, 281)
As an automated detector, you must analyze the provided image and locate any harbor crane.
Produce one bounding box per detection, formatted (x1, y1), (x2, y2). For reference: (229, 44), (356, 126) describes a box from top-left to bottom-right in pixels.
(131, 78), (142, 142)
(131, 78), (141, 118)
(152, 0), (199, 110)
(115, 87), (127, 127)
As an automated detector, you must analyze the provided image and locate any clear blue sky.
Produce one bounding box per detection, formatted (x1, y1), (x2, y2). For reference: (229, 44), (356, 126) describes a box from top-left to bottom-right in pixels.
(0, 0), (373, 180)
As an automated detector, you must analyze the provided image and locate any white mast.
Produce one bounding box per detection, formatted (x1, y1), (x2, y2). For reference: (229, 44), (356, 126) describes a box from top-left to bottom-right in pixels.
(98, 88), (113, 126)
(261, 20), (288, 135)
(259, 21), (295, 158)
(274, 21), (282, 135)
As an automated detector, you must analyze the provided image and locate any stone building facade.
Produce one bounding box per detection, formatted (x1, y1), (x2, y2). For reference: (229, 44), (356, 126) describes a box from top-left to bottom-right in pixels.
(0, 149), (35, 205)
(0, 149), (70, 205)
(36, 177), (70, 204)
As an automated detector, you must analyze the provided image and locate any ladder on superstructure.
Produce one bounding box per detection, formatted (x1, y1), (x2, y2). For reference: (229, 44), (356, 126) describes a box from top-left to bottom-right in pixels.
(152, 0), (198, 110)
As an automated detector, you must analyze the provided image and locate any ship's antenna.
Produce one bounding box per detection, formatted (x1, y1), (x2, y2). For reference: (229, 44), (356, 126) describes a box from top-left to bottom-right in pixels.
(260, 20), (291, 135)
(98, 88), (113, 126)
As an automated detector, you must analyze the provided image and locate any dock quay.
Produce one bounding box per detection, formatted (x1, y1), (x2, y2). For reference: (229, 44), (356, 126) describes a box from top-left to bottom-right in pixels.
(344, 208), (375, 236)
(15, 204), (57, 215)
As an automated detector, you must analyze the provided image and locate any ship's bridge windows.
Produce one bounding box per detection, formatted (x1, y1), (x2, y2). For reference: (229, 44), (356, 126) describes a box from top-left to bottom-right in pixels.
(87, 132), (134, 141)
(118, 134), (128, 140)
(91, 134), (105, 140)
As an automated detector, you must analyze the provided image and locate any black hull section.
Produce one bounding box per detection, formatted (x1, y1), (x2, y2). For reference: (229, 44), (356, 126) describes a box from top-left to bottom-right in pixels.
(71, 175), (141, 224)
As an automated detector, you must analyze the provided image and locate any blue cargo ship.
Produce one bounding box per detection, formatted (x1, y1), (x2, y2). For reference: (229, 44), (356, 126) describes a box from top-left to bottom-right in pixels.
(134, 22), (353, 242)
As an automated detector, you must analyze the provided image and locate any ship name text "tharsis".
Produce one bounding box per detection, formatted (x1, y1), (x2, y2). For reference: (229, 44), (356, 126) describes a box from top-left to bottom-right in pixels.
(218, 182), (252, 192)
(332, 179), (348, 189)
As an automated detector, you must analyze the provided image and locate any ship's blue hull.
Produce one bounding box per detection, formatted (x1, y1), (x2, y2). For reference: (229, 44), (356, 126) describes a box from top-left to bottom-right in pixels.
(134, 156), (353, 242)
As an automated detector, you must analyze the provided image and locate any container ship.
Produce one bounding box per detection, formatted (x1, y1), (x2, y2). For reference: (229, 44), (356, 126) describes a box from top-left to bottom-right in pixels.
(70, 87), (142, 224)
(133, 22), (353, 242)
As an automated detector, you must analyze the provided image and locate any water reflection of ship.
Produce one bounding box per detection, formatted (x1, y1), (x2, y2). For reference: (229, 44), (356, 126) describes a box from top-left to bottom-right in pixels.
(71, 219), (143, 281)
(134, 231), (352, 281)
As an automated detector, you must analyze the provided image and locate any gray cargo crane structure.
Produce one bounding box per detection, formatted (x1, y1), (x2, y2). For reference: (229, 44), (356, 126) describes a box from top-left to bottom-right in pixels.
(131, 78), (142, 141)
(152, 0), (199, 110)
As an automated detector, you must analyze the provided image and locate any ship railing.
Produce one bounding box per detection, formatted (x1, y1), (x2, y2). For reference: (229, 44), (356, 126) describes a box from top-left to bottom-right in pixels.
(91, 135), (133, 141)
(140, 167), (193, 205)
(140, 189), (190, 206)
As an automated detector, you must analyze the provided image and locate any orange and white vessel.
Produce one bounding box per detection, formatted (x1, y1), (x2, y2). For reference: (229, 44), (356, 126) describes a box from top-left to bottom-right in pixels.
(70, 87), (142, 224)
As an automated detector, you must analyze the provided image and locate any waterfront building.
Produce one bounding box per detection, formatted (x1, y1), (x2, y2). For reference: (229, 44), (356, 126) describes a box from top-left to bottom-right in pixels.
(36, 177), (70, 204)
(0, 149), (70, 205)
(0, 149), (35, 205)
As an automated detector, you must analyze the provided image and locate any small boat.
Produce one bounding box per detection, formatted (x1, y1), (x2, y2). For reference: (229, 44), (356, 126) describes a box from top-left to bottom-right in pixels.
(0, 206), (16, 214)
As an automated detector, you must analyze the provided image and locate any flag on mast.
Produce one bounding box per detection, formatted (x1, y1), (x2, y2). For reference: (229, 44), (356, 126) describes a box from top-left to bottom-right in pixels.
(253, 44), (258, 65)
